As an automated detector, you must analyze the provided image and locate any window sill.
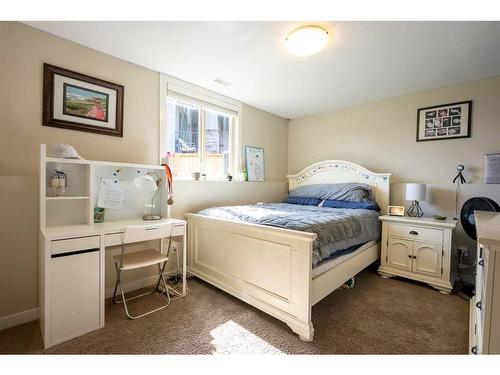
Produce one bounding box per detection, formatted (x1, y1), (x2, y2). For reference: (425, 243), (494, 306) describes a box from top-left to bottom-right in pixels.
(173, 178), (275, 184)
(173, 177), (234, 182)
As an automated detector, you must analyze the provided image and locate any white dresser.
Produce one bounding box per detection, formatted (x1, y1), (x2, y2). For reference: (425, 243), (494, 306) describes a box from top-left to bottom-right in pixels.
(470, 211), (500, 355)
(378, 215), (457, 294)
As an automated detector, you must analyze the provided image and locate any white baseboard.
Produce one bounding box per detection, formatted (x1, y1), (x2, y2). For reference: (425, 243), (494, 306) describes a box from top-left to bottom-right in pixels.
(0, 308), (38, 331)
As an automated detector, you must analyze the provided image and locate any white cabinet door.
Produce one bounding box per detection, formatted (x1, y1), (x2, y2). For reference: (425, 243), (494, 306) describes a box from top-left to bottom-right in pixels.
(50, 249), (100, 344)
(412, 243), (442, 277)
(387, 238), (412, 271)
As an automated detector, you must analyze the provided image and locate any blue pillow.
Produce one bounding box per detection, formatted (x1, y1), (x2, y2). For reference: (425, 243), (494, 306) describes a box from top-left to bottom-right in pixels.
(288, 183), (371, 202)
(282, 196), (322, 206)
(321, 199), (380, 211)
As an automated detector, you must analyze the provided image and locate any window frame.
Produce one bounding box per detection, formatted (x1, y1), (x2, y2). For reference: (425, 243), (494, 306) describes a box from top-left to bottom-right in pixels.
(159, 74), (242, 181)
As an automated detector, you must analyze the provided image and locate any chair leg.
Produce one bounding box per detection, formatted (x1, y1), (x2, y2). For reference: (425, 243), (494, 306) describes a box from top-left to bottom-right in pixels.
(155, 262), (184, 298)
(117, 279), (134, 319)
(158, 263), (170, 301)
(155, 261), (168, 291)
(113, 263), (157, 305)
(115, 262), (171, 320)
(112, 262), (121, 304)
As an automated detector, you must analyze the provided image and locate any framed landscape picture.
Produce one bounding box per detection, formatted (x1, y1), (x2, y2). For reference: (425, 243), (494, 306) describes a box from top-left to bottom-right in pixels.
(416, 100), (471, 142)
(43, 64), (124, 137)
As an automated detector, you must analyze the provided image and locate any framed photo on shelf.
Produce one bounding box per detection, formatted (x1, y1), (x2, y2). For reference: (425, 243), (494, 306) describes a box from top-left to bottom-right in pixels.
(416, 100), (471, 142)
(245, 146), (265, 182)
(43, 63), (124, 137)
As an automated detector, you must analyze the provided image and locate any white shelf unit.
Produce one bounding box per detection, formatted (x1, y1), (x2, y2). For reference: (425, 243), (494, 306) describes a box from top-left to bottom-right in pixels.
(40, 144), (169, 229)
(45, 161), (90, 198)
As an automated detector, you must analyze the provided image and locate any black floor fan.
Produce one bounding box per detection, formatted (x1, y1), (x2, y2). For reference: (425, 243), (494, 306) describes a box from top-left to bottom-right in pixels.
(457, 197), (500, 298)
(460, 197), (500, 240)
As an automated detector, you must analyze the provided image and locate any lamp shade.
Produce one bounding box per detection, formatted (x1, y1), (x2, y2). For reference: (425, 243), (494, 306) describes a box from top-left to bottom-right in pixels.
(406, 183), (426, 201)
(134, 174), (158, 192)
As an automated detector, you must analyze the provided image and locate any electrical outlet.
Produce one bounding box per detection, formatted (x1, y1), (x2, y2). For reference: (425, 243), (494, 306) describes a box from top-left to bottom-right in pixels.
(171, 243), (178, 252)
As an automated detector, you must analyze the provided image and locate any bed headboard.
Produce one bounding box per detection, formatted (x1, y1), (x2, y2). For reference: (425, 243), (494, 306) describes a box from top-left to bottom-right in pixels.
(286, 160), (392, 213)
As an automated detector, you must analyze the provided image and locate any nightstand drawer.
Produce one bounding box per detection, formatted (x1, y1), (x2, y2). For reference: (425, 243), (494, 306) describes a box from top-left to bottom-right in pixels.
(388, 223), (443, 243)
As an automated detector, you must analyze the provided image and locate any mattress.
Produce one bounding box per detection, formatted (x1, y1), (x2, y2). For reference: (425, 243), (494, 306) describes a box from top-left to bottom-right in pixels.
(312, 240), (377, 278)
(197, 203), (381, 267)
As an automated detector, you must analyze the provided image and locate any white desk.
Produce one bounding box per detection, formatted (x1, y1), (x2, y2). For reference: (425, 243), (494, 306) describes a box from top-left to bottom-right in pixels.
(39, 217), (187, 348)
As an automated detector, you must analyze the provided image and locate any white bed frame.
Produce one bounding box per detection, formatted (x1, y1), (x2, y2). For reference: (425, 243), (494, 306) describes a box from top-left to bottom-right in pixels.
(186, 160), (391, 341)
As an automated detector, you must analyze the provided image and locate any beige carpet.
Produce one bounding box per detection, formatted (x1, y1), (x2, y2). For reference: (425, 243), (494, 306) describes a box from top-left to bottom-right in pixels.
(0, 269), (469, 354)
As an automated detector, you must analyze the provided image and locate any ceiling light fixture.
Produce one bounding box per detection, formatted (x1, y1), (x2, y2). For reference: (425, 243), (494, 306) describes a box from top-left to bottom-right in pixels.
(285, 25), (329, 57)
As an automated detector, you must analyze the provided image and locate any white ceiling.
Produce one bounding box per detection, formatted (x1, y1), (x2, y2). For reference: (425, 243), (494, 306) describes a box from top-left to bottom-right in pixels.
(25, 21), (500, 119)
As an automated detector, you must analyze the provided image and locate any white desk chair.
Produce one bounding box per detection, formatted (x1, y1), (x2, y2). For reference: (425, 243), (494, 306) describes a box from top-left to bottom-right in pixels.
(112, 223), (174, 319)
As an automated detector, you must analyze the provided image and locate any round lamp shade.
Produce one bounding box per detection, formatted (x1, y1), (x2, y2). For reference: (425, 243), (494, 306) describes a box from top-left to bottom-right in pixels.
(406, 183), (426, 201)
(134, 174), (159, 192)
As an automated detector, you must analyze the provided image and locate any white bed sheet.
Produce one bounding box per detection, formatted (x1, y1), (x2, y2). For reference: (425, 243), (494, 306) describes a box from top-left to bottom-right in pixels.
(312, 240), (377, 278)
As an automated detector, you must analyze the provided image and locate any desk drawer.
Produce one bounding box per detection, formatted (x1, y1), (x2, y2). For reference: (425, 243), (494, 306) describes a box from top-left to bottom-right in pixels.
(51, 236), (100, 256)
(171, 223), (185, 237)
(388, 223), (443, 243)
(105, 223), (185, 246)
(105, 233), (122, 247)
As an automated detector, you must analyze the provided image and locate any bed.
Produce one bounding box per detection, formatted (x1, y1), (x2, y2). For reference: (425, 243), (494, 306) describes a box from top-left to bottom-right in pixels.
(186, 160), (391, 341)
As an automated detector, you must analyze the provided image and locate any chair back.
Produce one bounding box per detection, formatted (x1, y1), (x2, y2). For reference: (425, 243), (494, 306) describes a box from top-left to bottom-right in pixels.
(123, 223), (173, 244)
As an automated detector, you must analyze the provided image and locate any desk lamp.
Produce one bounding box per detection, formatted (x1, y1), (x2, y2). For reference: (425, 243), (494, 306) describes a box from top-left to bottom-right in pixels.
(134, 172), (161, 220)
(406, 183), (426, 217)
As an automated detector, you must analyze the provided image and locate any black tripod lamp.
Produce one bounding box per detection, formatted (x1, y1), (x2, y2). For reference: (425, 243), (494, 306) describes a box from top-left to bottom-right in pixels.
(406, 183), (427, 217)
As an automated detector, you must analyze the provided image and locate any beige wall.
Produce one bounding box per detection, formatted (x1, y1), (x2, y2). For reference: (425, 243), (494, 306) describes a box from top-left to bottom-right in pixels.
(0, 23), (160, 176)
(242, 105), (289, 182)
(0, 22), (288, 319)
(289, 75), (500, 257)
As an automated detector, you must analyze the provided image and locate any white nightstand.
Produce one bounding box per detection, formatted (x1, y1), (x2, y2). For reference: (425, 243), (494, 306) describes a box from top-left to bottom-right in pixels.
(378, 215), (457, 294)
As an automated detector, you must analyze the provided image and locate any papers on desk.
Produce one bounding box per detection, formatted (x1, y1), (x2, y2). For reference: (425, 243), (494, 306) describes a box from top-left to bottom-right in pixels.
(97, 178), (125, 210)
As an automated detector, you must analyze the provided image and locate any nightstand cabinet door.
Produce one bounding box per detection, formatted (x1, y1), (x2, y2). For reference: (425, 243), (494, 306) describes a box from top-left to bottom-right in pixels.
(412, 243), (442, 277)
(387, 238), (412, 271)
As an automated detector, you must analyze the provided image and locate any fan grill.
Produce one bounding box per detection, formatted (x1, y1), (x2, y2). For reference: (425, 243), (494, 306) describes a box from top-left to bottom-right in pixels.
(460, 197), (500, 240)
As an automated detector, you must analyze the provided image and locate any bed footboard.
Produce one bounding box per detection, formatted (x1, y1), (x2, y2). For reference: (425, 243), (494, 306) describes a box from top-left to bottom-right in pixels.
(186, 213), (317, 341)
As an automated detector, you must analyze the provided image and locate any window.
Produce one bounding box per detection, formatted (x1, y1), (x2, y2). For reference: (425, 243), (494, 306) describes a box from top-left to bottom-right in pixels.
(161, 76), (241, 180)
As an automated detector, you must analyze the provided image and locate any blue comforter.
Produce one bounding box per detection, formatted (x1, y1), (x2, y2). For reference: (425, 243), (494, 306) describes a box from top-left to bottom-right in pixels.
(197, 203), (380, 267)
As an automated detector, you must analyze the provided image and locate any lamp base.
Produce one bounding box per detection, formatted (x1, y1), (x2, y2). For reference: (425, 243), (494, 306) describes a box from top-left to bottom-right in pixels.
(142, 214), (161, 221)
(407, 200), (424, 217)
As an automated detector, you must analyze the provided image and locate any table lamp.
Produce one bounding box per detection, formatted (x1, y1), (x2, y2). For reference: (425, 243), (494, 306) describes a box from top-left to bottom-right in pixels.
(134, 172), (161, 220)
(406, 183), (426, 217)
